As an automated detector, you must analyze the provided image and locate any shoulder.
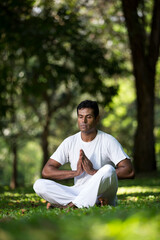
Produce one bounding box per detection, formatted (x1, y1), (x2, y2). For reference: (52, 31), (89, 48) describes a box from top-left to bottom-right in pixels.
(53, 132), (80, 154)
(62, 132), (80, 145)
(98, 130), (121, 149)
(98, 130), (118, 143)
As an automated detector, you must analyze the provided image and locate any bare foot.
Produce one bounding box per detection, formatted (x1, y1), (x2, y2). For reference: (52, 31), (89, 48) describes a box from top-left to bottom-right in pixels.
(63, 202), (77, 209)
(47, 202), (77, 210)
(46, 202), (64, 209)
(47, 202), (52, 209)
(98, 197), (108, 207)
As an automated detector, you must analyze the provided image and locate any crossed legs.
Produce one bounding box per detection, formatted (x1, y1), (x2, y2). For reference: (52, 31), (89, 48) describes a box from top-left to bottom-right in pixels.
(33, 165), (118, 209)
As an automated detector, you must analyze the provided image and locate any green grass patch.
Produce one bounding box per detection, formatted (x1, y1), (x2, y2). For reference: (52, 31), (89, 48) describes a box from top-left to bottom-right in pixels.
(0, 174), (160, 240)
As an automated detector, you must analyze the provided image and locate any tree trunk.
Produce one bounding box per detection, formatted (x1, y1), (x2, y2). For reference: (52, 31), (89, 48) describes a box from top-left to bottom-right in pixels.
(40, 91), (73, 171)
(134, 64), (156, 172)
(10, 140), (18, 189)
(41, 95), (52, 171)
(121, 0), (160, 172)
(41, 122), (50, 170)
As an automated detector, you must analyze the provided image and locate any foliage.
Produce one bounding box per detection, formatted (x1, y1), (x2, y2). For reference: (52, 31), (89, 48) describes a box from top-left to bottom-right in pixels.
(0, 0), (125, 187)
(0, 0), (160, 189)
(0, 0), (35, 117)
(0, 175), (160, 240)
(102, 73), (160, 169)
(102, 77), (136, 159)
(121, 0), (160, 172)
(155, 60), (160, 169)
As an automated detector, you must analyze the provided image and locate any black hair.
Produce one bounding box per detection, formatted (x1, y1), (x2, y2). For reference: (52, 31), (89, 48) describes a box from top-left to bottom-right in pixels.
(77, 100), (99, 118)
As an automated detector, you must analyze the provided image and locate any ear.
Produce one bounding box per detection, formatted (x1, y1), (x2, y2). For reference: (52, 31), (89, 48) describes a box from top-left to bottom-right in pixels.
(96, 115), (100, 123)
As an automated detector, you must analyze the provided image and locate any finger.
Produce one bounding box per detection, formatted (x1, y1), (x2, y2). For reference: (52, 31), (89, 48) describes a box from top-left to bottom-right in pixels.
(79, 149), (84, 160)
(81, 149), (87, 158)
(82, 150), (87, 159)
(80, 149), (84, 155)
(82, 162), (87, 170)
(79, 149), (83, 158)
(83, 158), (90, 166)
(79, 151), (84, 163)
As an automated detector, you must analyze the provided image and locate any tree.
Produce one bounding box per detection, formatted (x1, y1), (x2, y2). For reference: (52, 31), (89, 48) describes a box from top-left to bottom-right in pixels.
(0, 0), (37, 188)
(1, 0), (123, 186)
(121, 0), (160, 172)
(21, 3), (120, 169)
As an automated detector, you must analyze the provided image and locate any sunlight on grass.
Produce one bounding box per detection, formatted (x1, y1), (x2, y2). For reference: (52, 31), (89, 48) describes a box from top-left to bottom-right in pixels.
(118, 186), (160, 194)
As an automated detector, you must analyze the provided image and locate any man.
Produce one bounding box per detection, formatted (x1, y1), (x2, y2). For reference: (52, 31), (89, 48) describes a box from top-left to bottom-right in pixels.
(33, 100), (135, 209)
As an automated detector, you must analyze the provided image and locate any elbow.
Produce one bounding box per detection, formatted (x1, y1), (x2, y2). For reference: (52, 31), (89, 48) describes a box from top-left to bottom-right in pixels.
(128, 169), (135, 179)
(42, 168), (48, 179)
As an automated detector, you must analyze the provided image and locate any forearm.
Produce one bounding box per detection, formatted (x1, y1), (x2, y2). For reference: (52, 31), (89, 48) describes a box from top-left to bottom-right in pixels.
(42, 168), (79, 180)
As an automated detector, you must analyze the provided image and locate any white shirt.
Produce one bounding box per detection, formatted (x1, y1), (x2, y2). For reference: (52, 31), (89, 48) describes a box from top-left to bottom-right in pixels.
(50, 130), (129, 186)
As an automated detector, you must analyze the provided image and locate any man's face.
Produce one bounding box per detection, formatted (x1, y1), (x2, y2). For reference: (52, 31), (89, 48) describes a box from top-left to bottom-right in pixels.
(77, 108), (99, 134)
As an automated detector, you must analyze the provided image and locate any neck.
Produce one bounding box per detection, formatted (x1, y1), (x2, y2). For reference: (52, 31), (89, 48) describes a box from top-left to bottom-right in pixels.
(81, 130), (97, 142)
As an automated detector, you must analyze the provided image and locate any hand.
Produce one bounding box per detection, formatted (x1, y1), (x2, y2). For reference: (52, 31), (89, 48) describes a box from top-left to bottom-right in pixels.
(80, 149), (97, 175)
(76, 151), (84, 176)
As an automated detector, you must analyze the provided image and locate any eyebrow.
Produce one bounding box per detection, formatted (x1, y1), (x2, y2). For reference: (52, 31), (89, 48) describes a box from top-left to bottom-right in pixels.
(78, 114), (94, 117)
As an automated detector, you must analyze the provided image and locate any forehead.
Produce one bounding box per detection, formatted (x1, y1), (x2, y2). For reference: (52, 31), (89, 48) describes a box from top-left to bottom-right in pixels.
(78, 108), (94, 115)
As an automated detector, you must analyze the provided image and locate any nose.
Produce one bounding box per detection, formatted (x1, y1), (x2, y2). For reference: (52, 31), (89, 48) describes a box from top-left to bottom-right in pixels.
(82, 117), (87, 123)
(84, 117), (87, 123)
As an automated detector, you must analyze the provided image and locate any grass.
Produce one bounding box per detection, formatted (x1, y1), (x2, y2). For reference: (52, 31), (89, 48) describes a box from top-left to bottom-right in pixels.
(0, 173), (160, 240)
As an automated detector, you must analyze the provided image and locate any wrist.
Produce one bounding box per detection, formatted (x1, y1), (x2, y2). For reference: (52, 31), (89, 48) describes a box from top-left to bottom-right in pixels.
(75, 169), (82, 177)
(74, 170), (79, 177)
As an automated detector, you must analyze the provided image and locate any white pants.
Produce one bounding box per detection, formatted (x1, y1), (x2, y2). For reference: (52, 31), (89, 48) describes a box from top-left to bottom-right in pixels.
(33, 165), (118, 208)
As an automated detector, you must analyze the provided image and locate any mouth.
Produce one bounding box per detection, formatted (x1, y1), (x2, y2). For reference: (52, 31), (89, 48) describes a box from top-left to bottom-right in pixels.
(80, 124), (87, 128)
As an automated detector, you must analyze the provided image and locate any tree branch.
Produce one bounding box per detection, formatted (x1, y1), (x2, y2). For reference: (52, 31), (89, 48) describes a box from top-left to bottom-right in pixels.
(51, 90), (73, 114)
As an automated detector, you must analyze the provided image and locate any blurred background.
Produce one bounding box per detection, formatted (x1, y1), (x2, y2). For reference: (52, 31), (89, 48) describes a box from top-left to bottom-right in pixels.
(0, 0), (159, 188)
